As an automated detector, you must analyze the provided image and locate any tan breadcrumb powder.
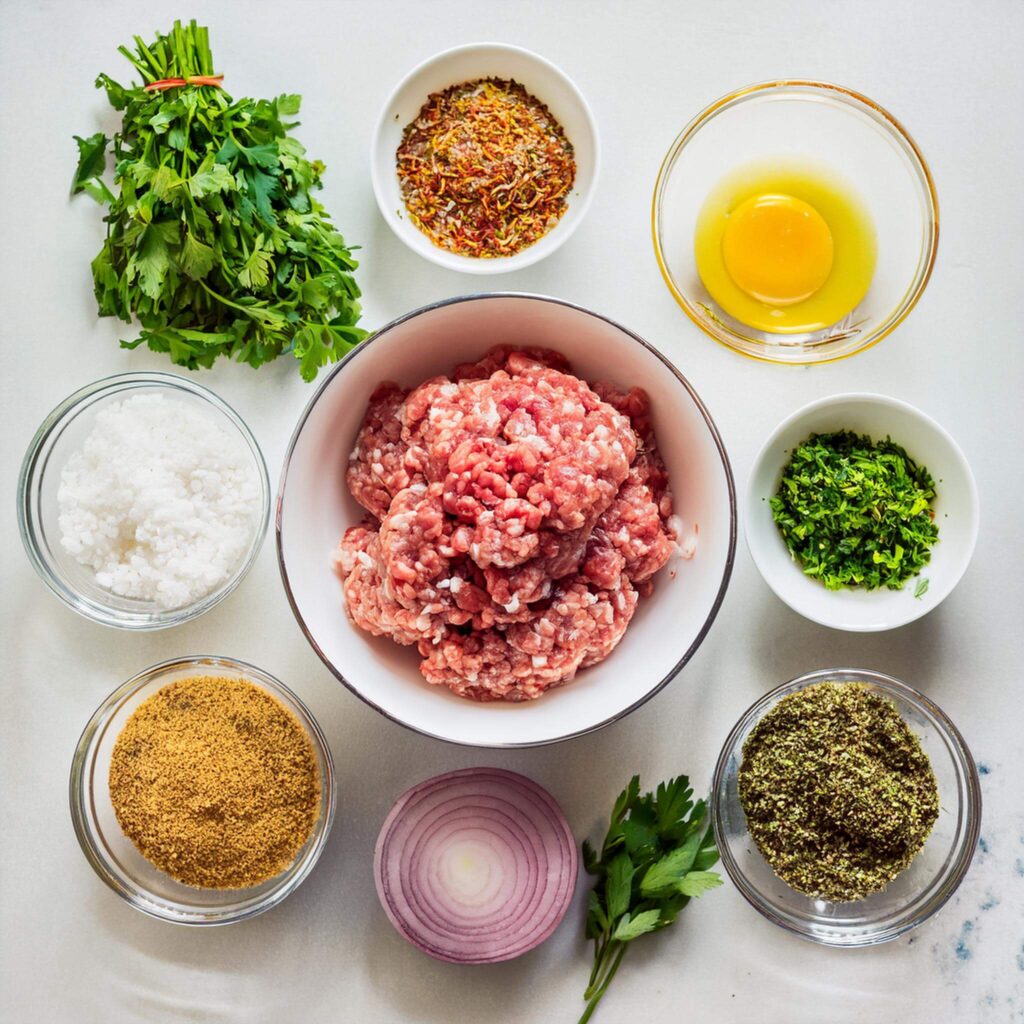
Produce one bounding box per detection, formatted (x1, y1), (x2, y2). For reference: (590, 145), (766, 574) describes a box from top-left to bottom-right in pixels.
(109, 675), (321, 889)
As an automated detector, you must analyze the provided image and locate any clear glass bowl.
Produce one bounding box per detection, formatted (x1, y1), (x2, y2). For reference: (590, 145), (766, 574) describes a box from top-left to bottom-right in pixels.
(69, 656), (336, 925)
(652, 81), (939, 364)
(711, 668), (980, 946)
(18, 372), (270, 629)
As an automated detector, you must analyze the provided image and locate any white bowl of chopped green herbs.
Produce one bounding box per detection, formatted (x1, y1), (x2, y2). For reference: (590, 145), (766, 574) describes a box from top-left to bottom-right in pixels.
(746, 394), (979, 631)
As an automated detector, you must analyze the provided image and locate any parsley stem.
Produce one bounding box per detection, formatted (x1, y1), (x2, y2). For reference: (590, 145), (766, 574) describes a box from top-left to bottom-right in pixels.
(196, 279), (275, 321)
(578, 942), (626, 1024)
(586, 935), (606, 990)
(578, 777), (722, 1023)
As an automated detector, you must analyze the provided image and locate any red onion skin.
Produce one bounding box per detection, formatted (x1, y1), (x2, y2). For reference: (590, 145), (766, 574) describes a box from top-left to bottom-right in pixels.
(374, 767), (578, 964)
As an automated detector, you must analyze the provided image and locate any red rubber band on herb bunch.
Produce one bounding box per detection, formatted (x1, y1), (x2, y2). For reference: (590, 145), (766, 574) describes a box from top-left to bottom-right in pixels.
(144, 74), (224, 93)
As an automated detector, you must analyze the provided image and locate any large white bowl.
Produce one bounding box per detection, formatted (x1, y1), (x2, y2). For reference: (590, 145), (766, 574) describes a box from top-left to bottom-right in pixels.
(746, 394), (979, 631)
(277, 294), (736, 747)
(371, 43), (599, 274)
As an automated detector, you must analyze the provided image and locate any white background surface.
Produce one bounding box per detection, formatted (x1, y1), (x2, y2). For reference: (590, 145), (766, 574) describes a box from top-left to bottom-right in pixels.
(2, 1), (1022, 1021)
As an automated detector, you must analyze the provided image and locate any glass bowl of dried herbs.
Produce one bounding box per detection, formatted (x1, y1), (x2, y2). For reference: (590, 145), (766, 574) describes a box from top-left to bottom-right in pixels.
(70, 655), (336, 925)
(711, 667), (981, 946)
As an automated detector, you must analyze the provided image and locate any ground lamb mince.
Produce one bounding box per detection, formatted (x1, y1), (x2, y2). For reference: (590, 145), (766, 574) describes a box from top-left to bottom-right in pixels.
(335, 347), (677, 702)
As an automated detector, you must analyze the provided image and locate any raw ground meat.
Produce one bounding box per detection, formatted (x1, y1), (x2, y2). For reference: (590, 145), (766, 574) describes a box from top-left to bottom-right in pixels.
(418, 577), (638, 702)
(335, 346), (677, 701)
(451, 345), (571, 381)
(582, 473), (675, 590)
(333, 526), (428, 646)
(345, 383), (425, 519)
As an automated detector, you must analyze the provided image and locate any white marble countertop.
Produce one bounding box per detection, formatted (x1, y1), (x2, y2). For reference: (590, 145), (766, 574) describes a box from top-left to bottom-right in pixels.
(2, 1), (1022, 1021)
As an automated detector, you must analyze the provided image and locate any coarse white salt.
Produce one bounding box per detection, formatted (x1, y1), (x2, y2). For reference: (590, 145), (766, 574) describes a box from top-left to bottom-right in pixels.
(57, 393), (261, 610)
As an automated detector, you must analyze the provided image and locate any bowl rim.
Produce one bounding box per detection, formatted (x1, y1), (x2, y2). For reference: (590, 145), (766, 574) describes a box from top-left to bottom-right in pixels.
(16, 370), (271, 631)
(68, 654), (337, 926)
(651, 78), (940, 365)
(370, 41), (601, 275)
(710, 666), (982, 947)
(744, 391), (980, 632)
(275, 291), (738, 748)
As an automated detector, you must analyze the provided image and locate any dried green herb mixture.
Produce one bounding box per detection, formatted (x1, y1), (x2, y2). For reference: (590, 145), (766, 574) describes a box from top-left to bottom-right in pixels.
(739, 681), (939, 902)
(770, 431), (939, 591)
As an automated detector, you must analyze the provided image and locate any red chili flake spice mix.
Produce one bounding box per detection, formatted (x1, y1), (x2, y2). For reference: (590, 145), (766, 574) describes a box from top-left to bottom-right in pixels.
(396, 78), (576, 258)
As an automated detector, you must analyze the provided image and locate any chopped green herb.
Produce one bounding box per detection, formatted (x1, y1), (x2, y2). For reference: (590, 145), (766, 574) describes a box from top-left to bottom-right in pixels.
(914, 577), (930, 599)
(578, 775), (721, 1022)
(72, 20), (367, 380)
(770, 430), (939, 591)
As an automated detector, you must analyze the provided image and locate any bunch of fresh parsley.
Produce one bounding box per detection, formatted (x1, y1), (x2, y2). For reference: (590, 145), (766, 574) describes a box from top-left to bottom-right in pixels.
(579, 775), (722, 1023)
(72, 19), (367, 380)
(769, 430), (939, 593)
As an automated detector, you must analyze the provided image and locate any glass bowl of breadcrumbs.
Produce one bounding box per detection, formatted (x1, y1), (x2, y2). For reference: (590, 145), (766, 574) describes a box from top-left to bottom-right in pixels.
(70, 655), (336, 925)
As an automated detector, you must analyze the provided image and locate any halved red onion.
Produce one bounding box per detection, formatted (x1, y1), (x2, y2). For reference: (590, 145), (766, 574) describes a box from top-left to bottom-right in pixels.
(374, 767), (578, 964)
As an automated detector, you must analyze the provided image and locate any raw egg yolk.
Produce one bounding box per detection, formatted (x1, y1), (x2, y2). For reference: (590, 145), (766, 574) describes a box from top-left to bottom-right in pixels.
(721, 193), (834, 306)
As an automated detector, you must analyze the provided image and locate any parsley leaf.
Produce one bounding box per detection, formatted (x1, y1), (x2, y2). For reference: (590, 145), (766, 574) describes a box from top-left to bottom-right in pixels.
(578, 775), (722, 1023)
(134, 221), (175, 299)
(605, 853), (634, 921)
(72, 19), (367, 379)
(188, 159), (234, 199)
(237, 239), (274, 290)
(611, 909), (662, 942)
(72, 134), (114, 203)
(676, 870), (724, 898)
(179, 231), (217, 281)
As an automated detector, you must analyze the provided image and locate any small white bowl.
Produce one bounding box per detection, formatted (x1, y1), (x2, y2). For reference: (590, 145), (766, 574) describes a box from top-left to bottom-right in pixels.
(371, 43), (599, 274)
(277, 294), (736, 747)
(746, 394), (979, 631)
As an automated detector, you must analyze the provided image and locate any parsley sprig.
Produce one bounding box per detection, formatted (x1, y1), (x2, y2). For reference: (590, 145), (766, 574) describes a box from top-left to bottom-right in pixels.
(770, 431), (939, 591)
(72, 20), (367, 380)
(579, 775), (722, 1023)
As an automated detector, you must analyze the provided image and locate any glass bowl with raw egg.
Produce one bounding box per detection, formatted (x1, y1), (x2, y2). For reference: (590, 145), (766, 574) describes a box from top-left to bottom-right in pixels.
(652, 80), (938, 364)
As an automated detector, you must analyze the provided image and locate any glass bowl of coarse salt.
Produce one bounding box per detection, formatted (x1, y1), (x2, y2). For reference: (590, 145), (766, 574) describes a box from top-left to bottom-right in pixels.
(18, 372), (270, 629)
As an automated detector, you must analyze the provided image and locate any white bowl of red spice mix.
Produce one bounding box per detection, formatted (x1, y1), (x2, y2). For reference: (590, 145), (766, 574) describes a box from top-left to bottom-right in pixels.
(277, 293), (736, 747)
(371, 42), (600, 273)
